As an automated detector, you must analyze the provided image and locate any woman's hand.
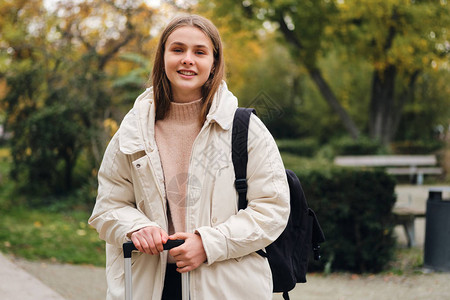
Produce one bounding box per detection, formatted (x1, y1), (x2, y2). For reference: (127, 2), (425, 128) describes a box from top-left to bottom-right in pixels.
(169, 232), (207, 273)
(130, 226), (169, 255)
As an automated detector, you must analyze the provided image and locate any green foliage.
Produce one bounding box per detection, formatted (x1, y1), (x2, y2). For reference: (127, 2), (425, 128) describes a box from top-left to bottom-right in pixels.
(330, 136), (387, 156)
(2, 56), (102, 198)
(202, 0), (450, 144)
(0, 0), (447, 216)
(0, 0), (159, 203)
(309, 136), (388, 161)
(280, 152), (332, 174)
(395, 69), (450, 142)
(281, 150), (398, 273)
(225, 35), (307, 139)
(297, 168), (397, 273)
(0, 147), (101, 265)
(112, 52), (153, 107)
(0, 147), (14, 210)
(277, 138), (319, 157)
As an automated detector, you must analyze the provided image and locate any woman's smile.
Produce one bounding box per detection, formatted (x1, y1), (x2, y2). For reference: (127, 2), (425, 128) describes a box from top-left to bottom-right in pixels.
(177, 70), (197, 76)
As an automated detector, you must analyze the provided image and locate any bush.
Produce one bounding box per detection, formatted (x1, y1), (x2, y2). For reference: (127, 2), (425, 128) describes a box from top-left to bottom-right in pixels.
(295, 167), (397, 273)
(276, 138), (319, 157)
(331, 136), (386, 156)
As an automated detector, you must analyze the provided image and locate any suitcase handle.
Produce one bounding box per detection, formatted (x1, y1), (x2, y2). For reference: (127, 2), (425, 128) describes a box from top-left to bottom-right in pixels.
(123, 240), (185, 258)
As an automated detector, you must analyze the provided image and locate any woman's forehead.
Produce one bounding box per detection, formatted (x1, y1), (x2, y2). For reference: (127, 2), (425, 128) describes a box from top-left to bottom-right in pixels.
(166, 26), (213, 49)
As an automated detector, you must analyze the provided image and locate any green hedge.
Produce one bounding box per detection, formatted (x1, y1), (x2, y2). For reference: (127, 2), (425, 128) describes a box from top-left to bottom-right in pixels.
(330, 136), (385, 155)
(294, 167), (397, 273)
(276, 138), (319, 157)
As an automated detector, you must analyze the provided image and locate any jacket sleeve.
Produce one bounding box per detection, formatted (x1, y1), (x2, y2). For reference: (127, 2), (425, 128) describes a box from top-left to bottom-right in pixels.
(88, 132), (159, 248)
(196, 114), (290, 264)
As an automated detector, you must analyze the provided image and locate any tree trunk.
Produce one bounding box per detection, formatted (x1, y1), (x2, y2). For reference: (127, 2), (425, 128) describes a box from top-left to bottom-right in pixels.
(275, 12), (360, 140)
(308, 67), (360, 140)
(369, 65), (397, 144)
(368, 7), (404, 145)
(369, 65), (418, 145)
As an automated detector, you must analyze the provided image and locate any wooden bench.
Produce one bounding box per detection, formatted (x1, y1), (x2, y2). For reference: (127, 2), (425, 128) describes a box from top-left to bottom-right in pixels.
(392, 206), (425, 248)
(334, 155), (443, 184)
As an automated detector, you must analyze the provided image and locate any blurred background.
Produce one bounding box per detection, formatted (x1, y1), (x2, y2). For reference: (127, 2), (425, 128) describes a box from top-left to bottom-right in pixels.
(0, 0), (449, 296)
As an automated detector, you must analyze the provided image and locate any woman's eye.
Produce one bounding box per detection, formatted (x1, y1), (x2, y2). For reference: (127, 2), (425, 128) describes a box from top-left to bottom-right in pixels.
(170, 47), (183, 53)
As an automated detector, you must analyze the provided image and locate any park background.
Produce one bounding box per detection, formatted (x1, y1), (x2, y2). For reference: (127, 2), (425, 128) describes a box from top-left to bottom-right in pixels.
(0, 0), (449, 299)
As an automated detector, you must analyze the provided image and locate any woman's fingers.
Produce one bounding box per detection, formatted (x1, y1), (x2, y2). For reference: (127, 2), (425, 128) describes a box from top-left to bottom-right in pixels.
(131, 226), (168, 255)
(150, 230), (165, 253)
(160, 230), (169, 245)
(131, 234), (153, 254)
(176, 260), (187, 268)
(168, 232), (206, 273)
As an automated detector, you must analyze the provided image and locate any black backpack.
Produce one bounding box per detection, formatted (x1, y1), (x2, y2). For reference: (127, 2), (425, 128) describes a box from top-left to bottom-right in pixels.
(232, 107), (325, 300)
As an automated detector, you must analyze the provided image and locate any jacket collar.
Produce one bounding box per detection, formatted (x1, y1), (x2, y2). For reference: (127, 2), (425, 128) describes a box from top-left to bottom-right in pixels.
(205, 81), (238, 131)
(118, 87), (154, 154)
(118, 82), (238, 155)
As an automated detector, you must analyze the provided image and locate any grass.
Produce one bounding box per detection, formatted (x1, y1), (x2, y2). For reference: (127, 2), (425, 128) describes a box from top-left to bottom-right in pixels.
(0, 208), (105, 266)
(384, 247), (425, 276)
(280, 152), (332, 172)
(0, 147), (105, 266)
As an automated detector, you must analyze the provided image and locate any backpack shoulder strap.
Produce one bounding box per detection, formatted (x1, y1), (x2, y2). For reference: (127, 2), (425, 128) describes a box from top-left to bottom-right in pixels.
(309, 208), (326, 260)
(232, 107), (256, 211)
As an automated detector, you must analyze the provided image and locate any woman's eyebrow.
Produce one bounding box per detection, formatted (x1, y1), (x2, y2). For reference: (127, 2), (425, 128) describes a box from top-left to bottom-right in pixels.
(168, 41), (186, 47)
(168, 41), (210, 49)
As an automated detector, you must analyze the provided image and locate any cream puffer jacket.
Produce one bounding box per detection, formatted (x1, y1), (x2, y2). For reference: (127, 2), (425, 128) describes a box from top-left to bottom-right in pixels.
(89, 82), (290, 300)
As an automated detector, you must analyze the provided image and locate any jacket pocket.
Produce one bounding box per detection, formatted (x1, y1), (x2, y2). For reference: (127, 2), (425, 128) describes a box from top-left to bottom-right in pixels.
(131, 154), (148, 173)
(210, 165), (238, 227)
(130, 155), (161, 214)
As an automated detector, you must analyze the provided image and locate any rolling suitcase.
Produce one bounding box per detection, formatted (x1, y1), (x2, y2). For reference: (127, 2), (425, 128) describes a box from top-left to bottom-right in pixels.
(123, 240), (188, 300)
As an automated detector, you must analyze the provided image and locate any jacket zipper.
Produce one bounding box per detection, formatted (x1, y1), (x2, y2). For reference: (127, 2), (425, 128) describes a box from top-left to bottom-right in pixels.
(184, 119), (213, 300)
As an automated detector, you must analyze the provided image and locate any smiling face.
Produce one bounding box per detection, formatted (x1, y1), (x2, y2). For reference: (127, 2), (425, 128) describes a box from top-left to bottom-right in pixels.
(164, 26), (215, 103)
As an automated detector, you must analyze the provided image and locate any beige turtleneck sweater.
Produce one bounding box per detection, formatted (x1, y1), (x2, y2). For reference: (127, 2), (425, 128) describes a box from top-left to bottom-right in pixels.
(155, 99), (202, 236)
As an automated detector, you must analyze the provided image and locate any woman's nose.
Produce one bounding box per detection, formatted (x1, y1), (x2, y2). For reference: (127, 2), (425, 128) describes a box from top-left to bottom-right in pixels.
(181, 52), (194, 65)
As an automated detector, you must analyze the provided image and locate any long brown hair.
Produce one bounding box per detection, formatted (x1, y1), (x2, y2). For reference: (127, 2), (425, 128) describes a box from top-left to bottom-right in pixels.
(151, 15), (225, 122)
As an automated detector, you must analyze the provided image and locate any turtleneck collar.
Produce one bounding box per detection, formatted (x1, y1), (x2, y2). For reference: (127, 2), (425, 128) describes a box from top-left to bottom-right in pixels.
(164, 98), (202, 123)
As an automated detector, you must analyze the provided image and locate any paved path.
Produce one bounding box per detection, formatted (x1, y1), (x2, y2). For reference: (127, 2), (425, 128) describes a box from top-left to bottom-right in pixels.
(0, 252), (66, 300)
(11, 256), (106, 300)
(9, 254), (450, 300)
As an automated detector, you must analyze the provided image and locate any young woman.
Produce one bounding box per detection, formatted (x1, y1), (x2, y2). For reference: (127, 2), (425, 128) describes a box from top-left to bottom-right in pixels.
(89, 14), (290, 300)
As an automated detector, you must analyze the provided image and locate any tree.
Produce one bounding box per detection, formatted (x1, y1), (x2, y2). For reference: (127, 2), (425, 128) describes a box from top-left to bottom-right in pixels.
(202, 0), (360, 139)
(332, 1), (449, 144)
(0, 0), (158, 198)
(201, 0), (449, 145)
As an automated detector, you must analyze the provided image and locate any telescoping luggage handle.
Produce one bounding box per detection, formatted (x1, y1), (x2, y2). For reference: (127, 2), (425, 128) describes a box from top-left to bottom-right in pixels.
(123, 240), (184, 258)
(123, 240), (185, 300)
